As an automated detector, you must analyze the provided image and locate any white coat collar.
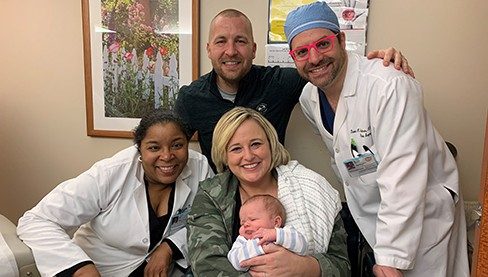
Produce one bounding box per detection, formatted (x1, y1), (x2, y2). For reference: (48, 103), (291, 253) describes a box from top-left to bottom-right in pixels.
(173, 163), (192, 210)
(133, 154), (148, 225)
(342, 52), (361, 98)
(333, 52), (359, 136)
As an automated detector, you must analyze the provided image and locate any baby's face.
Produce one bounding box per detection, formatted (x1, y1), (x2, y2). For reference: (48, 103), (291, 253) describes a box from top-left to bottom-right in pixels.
(239, 201), (276, 240)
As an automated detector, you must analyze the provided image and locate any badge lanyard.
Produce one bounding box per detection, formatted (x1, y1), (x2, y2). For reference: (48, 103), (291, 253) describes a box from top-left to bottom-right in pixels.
(343, 138), (378, 177)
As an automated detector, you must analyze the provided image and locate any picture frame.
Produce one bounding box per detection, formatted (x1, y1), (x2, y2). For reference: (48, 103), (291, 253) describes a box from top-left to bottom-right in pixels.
(82, 0), (200, 138)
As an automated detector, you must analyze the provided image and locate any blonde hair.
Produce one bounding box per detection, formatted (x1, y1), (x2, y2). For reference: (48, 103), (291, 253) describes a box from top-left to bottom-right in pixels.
(242, 194), (286, 225)
(212, 107), (290, 173)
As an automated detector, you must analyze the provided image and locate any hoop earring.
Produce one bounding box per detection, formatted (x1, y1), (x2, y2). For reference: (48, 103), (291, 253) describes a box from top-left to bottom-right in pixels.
(137, 156), (142, 162)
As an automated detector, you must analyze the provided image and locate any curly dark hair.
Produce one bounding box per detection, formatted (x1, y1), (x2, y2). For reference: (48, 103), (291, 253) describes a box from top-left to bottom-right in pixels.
(133, 109), (191, 149)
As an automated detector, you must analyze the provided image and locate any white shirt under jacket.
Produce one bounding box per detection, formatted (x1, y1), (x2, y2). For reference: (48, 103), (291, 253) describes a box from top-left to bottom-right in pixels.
(17, 146), (213, 277)
(299, 52), (469, 276)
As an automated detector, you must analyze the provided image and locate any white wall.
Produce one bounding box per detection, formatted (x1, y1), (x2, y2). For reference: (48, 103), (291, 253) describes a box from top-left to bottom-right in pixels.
(0, 0), (486, 223)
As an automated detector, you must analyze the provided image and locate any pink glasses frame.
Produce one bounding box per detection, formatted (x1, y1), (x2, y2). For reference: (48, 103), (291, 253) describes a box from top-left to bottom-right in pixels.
(289, 33), (339, 61)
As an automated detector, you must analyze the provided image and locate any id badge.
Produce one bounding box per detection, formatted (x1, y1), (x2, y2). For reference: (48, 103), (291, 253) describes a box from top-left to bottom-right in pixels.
(169, 205), (190, 234)
(343, 152), (378, 177)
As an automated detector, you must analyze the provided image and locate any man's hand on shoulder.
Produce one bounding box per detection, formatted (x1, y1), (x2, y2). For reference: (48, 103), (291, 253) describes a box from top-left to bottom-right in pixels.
(367, 47), (415, 78)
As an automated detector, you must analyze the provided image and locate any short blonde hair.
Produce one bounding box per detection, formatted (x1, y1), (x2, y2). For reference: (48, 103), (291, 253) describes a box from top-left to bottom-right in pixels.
(212, 107), (290, 173)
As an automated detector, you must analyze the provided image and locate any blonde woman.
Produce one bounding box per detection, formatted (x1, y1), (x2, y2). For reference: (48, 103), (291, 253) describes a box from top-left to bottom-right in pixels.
(187, 107), (349, 276)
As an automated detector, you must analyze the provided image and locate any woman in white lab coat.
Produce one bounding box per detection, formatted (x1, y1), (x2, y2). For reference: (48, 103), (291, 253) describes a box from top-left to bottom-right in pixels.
(17, 109), (213, 277)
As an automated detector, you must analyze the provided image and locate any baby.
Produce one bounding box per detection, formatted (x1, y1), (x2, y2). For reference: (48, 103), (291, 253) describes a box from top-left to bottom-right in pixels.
(227, 194), (308, 271)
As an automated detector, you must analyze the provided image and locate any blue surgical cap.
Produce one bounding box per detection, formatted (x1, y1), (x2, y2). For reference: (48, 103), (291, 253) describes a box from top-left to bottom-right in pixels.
(284, 1), (340, 46)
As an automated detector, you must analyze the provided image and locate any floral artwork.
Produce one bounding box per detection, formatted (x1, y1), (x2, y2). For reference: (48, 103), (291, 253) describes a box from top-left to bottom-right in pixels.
(101, 0), (180, 118)
(82, 0), (197, 138)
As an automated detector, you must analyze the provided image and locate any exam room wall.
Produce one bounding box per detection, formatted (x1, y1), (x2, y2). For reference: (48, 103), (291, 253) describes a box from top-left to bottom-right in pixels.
(0, 0), (486, 223)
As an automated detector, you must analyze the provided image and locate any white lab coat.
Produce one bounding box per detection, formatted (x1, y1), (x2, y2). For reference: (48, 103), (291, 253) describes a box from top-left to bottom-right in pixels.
(299, 52), (469, 276)
(17, 146), (213, 277)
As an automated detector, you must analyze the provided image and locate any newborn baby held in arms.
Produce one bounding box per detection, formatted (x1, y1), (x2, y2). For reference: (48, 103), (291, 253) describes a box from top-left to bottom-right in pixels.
(227, 194), (308, 271)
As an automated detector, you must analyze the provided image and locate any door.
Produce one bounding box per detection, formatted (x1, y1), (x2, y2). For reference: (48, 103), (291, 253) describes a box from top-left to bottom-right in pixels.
(471, 114), (488, 276)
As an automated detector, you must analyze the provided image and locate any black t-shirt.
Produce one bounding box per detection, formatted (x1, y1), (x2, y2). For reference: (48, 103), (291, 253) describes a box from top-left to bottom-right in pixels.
(129, 182), (183, 276)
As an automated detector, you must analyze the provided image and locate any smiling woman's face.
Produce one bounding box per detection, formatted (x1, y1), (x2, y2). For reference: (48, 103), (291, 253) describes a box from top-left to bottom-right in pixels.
(226, 119), (272, 187)
(139, 122), (189, 186)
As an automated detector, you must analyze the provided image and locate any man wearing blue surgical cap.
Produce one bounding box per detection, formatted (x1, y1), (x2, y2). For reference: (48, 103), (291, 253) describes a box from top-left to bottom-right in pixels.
(285, 2), (469, 277)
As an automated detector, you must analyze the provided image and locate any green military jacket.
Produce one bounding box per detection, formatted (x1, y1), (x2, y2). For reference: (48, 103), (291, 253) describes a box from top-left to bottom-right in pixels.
(187, 171), (351, 276)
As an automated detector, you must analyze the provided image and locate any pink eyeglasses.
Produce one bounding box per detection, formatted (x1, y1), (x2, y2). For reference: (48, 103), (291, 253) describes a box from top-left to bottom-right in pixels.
(289, 33), (339, 61)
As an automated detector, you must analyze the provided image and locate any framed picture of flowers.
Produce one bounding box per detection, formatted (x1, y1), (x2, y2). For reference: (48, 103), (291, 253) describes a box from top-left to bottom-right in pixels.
(82, 0), (199, 138)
